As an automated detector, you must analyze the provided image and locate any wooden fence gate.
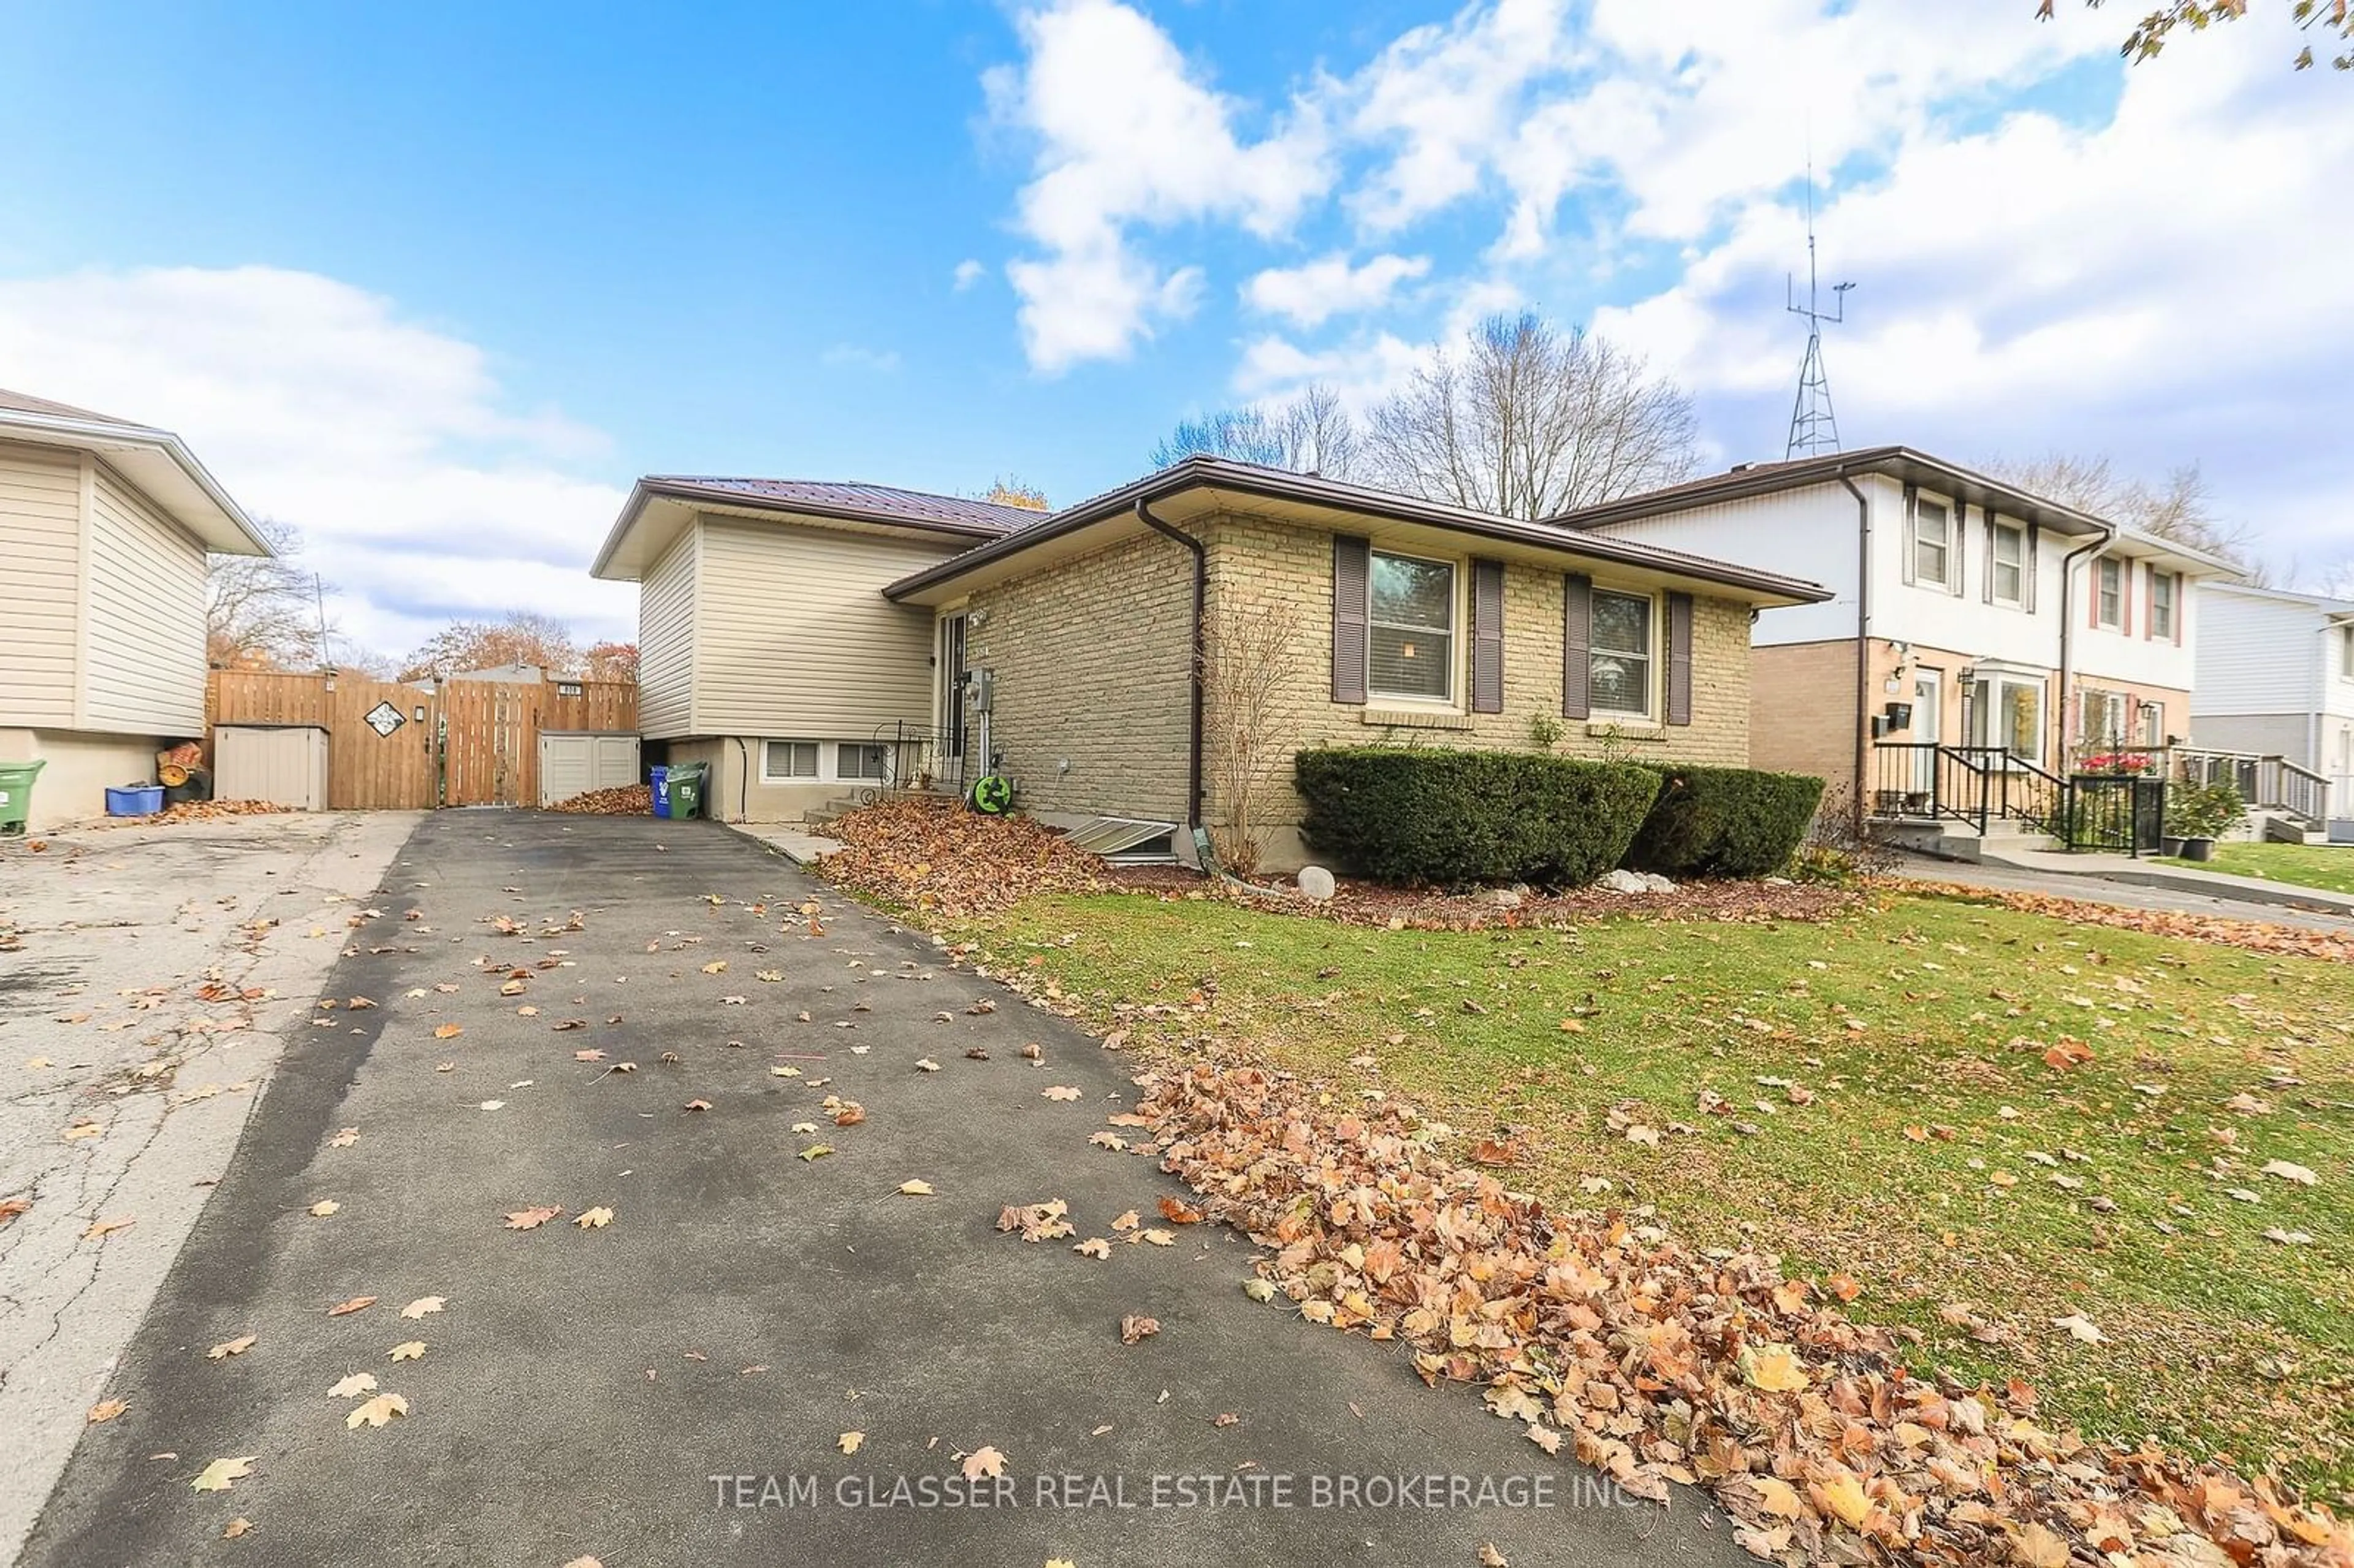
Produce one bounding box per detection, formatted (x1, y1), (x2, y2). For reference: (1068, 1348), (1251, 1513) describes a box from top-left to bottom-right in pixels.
(207, 671), (638, 810)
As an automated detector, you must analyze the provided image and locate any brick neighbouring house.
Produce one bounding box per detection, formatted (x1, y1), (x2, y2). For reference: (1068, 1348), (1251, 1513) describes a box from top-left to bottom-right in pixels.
(1555, 448), (2246, 849)
(593, 456), (1830, 872)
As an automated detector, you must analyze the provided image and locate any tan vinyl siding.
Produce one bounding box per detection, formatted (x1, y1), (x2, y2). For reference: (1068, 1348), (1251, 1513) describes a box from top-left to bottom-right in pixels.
(637, 527), (697, 739)
(690, 517), (956, 736)
(0, 442), (85, 724)
(83, 462), (207, 734)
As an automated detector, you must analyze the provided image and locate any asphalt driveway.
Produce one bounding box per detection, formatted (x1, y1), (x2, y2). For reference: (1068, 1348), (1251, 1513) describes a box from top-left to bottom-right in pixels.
(20, 812), (1745, 1567)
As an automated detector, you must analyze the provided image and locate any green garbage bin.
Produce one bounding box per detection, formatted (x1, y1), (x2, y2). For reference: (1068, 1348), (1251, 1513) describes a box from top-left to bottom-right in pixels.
(668, 762), (709, 821)
(0, 759), (44, 836)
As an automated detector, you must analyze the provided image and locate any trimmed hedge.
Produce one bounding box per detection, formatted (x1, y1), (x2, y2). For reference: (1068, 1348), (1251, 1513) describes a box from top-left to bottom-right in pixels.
(1294, 747), (1661, 887)
(1623, 763), (1825, 879)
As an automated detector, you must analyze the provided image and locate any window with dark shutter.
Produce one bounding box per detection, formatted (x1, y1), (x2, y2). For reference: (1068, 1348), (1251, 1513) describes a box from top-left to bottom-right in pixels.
(1471, 559), (1504, 714)
(1331, 535), (1369, 704)
(1666, 592), (1694, 726)
(1561, 573), (1591, 720)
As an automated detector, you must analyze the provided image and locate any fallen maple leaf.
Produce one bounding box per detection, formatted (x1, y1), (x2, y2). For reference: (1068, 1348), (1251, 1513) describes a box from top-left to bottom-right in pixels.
(576, 1206), (615, 1228)
(503, 1207), (562, 1230)
(433, 1024), (463, 1040)
(329, 1127), (359, 1148)
(897, 1179), (935, 1197)
(308, 1200), (340, 1217)
(86, 1398), (129, 1423)
(1042, 1086), (1083, 1102)
(1740, 1344), (1810, 1393)
(191, 1456), (256, 1491)
(389, 1341), (427, 1361)
(961, 1446), (1006, 1480)
(2262, 1159), (2319, 1187)
(328, 1372), (378, 1398)
(208, 1334), (257, 1358)
(2052, 1311), (2105, 1344)
(83, 1216), (135, 1241)
(685, 1098), (712, 1112)
(1073, 1238), (1111, 1259)
(798, 1144), (834, 1162)
(346, 1392), (408, 1429)
(1479, 1544), (1509, 1567)
(400, 1296), (445, 1320)
(222, 1518), (253, 1539)
(1156, 1195), (1205, 1225)
(839, 1431), (865, 1455)
(1119, 1314), (1160, 1345)
(327, 1296), (377, 1316)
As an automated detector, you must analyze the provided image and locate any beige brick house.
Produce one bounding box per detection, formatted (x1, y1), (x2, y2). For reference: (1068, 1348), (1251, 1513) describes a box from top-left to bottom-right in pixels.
(597, 457), (1828, 871)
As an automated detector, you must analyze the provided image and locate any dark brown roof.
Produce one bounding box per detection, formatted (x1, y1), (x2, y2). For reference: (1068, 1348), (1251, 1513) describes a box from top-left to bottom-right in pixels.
(1547, 446), (2112, 538)
(882, 455), (1834, 606)
(0, 386), (153, 430)
(640, 476), (1048, 536)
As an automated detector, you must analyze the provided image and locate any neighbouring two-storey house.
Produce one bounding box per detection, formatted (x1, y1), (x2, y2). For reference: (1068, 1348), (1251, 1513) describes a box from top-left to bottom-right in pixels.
(1561, 448), (2234, 847)
(2190, 581), (2354, 836)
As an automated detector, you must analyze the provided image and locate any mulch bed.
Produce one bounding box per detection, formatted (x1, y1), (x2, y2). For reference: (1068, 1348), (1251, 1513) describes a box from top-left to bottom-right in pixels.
(1109, 863), (1865, 929)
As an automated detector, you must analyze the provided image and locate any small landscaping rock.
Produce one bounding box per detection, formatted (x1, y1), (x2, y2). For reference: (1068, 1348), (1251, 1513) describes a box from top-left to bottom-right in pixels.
(1295, 865), (1336, 902)
(1484, 887), (1523, 908)
(1599, 869), (1649, 895)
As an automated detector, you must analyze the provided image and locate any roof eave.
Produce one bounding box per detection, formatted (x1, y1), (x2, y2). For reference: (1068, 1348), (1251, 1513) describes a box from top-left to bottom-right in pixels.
(883, 457), (1835, 607)
(0, 408), (269, 555)
(592, 478), (1018, 581)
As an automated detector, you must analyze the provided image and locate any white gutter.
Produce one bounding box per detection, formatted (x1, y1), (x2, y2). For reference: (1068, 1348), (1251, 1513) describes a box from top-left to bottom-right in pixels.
(0, 406), (269, 555)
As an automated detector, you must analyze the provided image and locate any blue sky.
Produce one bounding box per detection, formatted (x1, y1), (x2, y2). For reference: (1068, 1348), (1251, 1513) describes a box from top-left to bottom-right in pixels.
(2, 1), (2348, 653)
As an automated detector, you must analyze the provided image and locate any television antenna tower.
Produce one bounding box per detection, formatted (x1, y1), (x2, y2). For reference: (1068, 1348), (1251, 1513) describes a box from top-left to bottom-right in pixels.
(1785, 165), (1854, 459)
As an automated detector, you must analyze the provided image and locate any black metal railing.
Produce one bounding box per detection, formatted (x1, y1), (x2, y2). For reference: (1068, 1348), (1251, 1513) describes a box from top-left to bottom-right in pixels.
(2066, 774), (2168, 854)
(1873, 742), (2149, 851)
(2105, 745), (2332, 824)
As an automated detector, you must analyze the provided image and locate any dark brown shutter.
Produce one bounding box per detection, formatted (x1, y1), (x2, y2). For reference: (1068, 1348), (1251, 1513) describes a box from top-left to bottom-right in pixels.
(2023, 522), (2040, 612)
(1561, 573), (1592, 720)
(1470, 558), (1504, 714)
(1666, 591), (1694, 726)
(1331, 535), (1369, 704)
(1948, 498), (1966, 598)
(1981, 508), (1996, 604)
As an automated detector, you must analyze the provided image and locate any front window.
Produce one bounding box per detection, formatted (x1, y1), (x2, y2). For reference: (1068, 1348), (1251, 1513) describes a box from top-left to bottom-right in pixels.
(837, 742), (890, 782)
(2081, 690), (2127, 748)
(1589, 590), (1655, 717)
(2000, 681), (2042, 764)
(1368, 551), (1454, 701)
(1992, 522), (2025, 605)
(2341, 625), (2353, 680)
(2151, 571), (2176, 639)
(763, 740), (818, 781)
(1913, 501), (1952, 587)
(2096, 559), (2123, 628)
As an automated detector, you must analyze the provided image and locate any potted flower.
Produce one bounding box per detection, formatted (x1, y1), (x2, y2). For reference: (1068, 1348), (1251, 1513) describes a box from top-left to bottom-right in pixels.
(2165, 780), (2242, 862)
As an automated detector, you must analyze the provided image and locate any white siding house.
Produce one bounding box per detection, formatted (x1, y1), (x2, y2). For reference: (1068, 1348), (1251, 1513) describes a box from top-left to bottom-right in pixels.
(2193, 582), (2354, 809)
(0, 389), (269, 829)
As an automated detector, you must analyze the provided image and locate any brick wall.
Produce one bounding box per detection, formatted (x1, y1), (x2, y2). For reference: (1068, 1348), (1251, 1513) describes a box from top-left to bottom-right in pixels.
(1200, 512), (1754, 864)
(962, 530), (1195, 822)
(1752, 640), (1865, 798)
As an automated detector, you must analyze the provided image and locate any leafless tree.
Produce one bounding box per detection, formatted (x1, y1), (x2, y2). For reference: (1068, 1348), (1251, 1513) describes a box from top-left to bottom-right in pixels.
(398, 611), (581, 682)
(2038, 0), (2353, 74)
(1363, 312), (1700, 520)
(1152, 382), (1362, 479)
(1201, 595), (1305, 876)
(1981, 452), (2265, 579)
(207, 517), (330, 669)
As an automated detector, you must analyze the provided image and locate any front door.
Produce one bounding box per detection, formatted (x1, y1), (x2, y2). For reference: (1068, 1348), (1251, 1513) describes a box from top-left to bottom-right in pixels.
(1910, 668), (1943, 799)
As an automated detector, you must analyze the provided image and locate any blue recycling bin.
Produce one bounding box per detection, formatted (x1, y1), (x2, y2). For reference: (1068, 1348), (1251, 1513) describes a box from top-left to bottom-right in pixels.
(650, 765), (672, 819)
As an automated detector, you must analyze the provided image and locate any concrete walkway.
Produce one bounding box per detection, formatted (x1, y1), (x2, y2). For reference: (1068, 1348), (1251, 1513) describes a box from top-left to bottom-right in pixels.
(725, 820), (844, 867)
(1888, 852), (2354, 935)
(1960, 842), (2354, 918)
(20, 813), (1741, 1568)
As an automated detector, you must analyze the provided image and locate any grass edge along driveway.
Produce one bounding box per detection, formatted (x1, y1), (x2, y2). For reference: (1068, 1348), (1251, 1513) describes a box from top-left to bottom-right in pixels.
(2160, 842), (2354, 898)
(960, 882), (2354, 1505)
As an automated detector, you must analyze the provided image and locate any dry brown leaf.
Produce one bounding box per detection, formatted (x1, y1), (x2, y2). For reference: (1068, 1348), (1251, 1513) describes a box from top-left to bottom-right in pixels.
(433, 1024), (463, 1040)
(400, 1296), (445, 1320)
(576, 1206), (615, 1228)
(328, 1372), (378, 1398)
(86, 1398), (129, 1424)
(326, 1295), (376, 1316)
(191, 1456), (255, 1491)
(1042, 1085), (1083, 1102)
(503, 1207), (562, 1230)
(897, 1180), (935, 1197)
(82, 1216), (135, 1241)
(960, 1445), (1006, 1480)
(389, 1341), (427, 1361)
(1119, 1314), (1160, 1345)
(839, 1431), (865, 1454)
(308, 1200), (340, 1217)
(222, 1517), (253, 1539)
(208, 1334), (258, 1359)
(345, 1392), (408, 1429)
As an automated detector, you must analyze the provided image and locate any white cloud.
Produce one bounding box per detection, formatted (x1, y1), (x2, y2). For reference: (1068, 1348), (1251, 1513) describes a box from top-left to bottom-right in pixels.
(1591, 15), (2354, 564)
(952, 258), (988, 291)
(1243, 251), (1430, 329)
(821, 343), (902, 372)
(988, 0), (1330, 371)
(0, 265), (633, 658)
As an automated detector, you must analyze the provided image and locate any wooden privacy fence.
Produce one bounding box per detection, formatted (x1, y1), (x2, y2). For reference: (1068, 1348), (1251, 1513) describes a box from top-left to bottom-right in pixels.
(207, 671), (638, 810)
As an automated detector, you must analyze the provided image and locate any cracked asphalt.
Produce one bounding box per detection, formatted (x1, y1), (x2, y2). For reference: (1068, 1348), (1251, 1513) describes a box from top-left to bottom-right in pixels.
(14, 812), (1746, 1567)
(0, 812), (416, 1564)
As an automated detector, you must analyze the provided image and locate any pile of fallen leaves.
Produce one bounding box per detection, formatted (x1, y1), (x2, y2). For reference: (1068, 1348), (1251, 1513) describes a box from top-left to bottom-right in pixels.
(1911, 881), (2354, 964)
(820, 796), (1104, 916)
(1133, 1060), (2351, 1567)
(547, 783), (653, 815)
(155, 799), (297, 823)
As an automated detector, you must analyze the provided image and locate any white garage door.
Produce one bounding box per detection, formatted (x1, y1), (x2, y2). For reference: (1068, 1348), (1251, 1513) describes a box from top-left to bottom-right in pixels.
(539, 732), (641, 807)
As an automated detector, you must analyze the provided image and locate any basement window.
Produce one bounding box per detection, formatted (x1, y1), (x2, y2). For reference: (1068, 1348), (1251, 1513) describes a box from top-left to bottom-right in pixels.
(837, 742), (890, 782)
(762, 740), (818, 781)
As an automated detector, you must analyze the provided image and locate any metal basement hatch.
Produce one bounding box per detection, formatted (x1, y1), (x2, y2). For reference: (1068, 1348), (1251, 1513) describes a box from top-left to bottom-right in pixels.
(1059, 816), (1179, 866)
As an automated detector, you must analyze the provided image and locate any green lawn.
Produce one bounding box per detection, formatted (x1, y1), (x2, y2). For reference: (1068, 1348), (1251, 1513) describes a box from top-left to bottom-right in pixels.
(2160, 841), (2354, 897)
(967, 888), (2354, 1502)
